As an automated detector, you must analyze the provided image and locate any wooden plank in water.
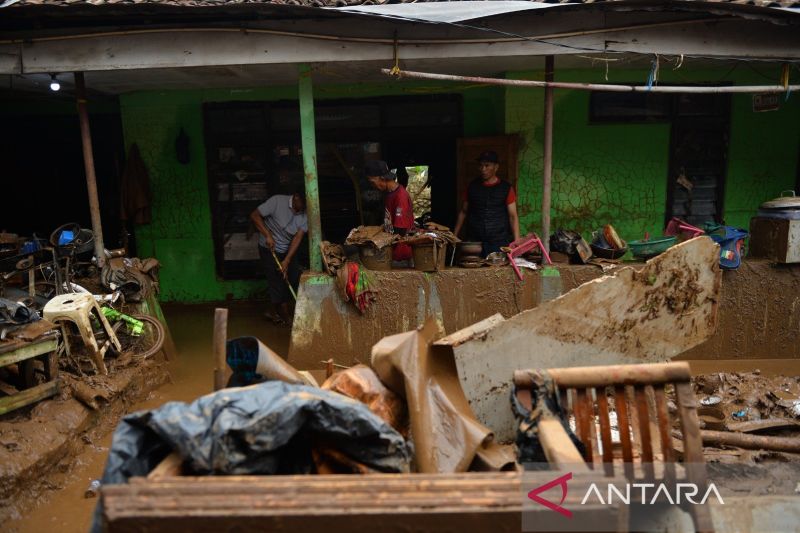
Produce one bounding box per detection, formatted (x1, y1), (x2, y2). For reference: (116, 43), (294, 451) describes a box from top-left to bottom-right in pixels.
(0, 380), (59, 415)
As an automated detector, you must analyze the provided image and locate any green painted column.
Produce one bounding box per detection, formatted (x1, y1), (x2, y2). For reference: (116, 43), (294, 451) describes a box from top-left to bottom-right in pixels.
(298, 64), (323, 272)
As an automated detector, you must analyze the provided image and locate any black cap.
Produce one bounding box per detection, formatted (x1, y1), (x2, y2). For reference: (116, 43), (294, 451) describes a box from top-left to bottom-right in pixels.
(477, 150), (499, 163)
(364, 160), (392, 179)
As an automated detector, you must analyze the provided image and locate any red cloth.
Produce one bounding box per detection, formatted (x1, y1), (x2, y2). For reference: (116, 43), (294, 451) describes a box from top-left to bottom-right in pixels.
(462, 179), (516, 205)
(344, 262), (374, 313)
(385, 184), (414, 261)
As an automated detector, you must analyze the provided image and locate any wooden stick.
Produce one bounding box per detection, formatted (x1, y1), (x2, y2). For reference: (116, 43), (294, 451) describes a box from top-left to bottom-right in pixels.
(514, 362), (691, 389)
(271, 250), (297, 301)
(635, 386), (655, 479)
(654, 387), (676, 484)
(537, 416), (591, 471)
(74, 72), (106, 268)
(614, 385), (634, 479)
(147, 452), (184, 480)
(596, 387), (614, 475)
(212, 308), (228, 391)
(575, 389), (594, 464)
(385, 68), (800, 94)
(674, 382), (715, 533)
(699, 430), (800, 453)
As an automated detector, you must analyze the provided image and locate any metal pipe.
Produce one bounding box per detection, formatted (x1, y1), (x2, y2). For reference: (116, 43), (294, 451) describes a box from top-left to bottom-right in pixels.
(298, 64), (323, 272)
(542, 55), (554, 252)
(74, 72), (106, 268)
(383, 68), (800, 94)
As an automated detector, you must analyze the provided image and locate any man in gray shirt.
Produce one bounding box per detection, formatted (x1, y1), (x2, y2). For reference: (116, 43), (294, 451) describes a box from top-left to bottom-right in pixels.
(250, 191), (308, 324)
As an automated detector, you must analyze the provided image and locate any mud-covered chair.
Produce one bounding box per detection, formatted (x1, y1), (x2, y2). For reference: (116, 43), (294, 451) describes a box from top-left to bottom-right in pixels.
(513, 361), (714, 533)
(43, 293), (121, 375)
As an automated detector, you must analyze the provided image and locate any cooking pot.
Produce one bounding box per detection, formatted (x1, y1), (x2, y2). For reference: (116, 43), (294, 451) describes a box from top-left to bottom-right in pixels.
(456, 241), (483, 256)
(760, 190), (800, 210)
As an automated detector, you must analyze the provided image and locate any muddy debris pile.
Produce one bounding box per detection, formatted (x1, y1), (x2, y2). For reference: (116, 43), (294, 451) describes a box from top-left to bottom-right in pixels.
(0, 225), (168, 414)
(688, 371), (800, 462)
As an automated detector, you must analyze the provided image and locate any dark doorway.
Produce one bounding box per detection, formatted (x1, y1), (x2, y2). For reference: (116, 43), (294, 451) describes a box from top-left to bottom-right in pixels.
(203, 95), (461, 280)
(665, 94), (731, 227)
(0, 93), (125, 250)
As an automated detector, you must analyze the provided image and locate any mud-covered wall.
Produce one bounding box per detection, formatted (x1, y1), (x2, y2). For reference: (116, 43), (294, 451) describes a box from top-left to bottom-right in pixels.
(290, 260), (800, 369)
(505, 66), (800, 240)
(288, 267), (543, 369)
(558, 260), (800, 362)
(120, 83), (504, 302)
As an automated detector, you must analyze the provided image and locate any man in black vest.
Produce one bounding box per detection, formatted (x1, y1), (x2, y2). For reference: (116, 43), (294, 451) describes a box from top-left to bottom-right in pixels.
(454, 150), (520, 256)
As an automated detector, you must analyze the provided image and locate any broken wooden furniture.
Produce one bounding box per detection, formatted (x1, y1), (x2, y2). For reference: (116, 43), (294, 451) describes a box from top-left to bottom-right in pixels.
(513, 361), (714, 533)
(0, 331), (59, 415)
(441, 236), (721, 442)
(101, 469), (629, 532)
(43, 293), (121, 375)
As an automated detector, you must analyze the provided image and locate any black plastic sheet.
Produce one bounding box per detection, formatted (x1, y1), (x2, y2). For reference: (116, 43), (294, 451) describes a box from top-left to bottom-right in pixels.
(101, 380), (410, 480)
(93, 381), (411, 531)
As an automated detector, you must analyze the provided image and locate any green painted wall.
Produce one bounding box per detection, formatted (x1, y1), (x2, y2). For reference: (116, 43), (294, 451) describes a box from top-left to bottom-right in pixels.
(726, 90), (800, 229)
(120, 81), (504, 302)
(505, 66), (800, 242)
(121, 66), (798, 302)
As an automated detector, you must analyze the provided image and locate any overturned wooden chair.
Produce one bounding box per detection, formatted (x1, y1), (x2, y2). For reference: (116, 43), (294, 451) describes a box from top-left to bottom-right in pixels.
(513, 361), (714, 533)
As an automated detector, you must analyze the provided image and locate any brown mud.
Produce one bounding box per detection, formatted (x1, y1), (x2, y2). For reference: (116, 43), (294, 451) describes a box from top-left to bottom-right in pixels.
(6, 270), (800, 531)
(292, 259), (800, 367)
(5, 301), (290, 533)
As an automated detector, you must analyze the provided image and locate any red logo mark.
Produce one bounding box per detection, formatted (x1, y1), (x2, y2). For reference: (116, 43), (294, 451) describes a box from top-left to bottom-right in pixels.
(527, 472), (573, 518)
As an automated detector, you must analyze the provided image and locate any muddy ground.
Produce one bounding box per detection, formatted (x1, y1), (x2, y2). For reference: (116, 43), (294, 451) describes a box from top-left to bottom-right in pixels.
(3, 302), (289, 532)
(0, 352), (170, 523)
(3, 300), (799, 531)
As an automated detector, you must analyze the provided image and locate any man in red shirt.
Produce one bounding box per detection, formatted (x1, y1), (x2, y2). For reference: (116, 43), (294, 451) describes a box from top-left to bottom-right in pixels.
(454, 150), (520, 256)
(365, 160), (414, 264)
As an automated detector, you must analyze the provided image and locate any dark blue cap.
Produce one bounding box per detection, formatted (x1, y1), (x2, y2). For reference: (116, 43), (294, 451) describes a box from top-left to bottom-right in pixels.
(364, 160), (392, 179)
(477, 150), (499, 163)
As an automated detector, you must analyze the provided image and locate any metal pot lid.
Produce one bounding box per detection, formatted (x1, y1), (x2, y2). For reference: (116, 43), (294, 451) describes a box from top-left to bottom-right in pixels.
(760, 190), (800, 209)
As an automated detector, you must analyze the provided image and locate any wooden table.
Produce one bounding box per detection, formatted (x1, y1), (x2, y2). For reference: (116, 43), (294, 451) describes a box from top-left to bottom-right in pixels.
(0, 332), (59, 415)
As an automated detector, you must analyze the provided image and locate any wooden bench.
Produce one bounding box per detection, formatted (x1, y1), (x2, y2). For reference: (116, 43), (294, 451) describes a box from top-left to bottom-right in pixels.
(0, 332), (59, 415)
(514, 361), (714, 533)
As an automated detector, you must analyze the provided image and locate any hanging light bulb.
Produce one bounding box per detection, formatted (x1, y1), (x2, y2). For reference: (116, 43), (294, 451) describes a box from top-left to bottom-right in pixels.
(49, 74), (60, 92)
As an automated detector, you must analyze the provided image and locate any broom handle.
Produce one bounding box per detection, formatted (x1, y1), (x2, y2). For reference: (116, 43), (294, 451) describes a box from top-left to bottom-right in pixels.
(271, 250), (297, 301)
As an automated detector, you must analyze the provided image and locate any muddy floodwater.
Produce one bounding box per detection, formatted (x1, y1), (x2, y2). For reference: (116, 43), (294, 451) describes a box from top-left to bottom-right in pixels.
(8, 302), (290, 533)
(6, 302), (800, 532)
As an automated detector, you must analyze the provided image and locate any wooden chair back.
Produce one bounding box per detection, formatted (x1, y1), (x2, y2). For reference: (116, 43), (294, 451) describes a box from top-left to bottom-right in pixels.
(514, 362), (714, 532)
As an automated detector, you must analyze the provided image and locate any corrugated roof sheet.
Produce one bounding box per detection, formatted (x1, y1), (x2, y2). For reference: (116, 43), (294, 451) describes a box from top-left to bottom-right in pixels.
(3, 0), (799, 9)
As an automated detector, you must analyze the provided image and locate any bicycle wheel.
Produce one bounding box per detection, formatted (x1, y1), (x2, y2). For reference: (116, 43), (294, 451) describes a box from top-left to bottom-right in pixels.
(114, 314), (166, 360)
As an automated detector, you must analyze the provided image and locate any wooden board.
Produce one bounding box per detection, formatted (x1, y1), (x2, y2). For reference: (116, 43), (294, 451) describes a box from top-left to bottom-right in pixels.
(0, 337), (58, 363)
(103, 471), (626, 533)
(440, 237), (722, 442)
(0, 380), (59, 415)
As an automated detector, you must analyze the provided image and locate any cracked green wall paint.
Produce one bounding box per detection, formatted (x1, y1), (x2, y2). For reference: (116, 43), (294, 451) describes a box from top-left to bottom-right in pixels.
(505, 66), (799, 242)
(120, 67), (797, 302)
(120, 81), (504, 302)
